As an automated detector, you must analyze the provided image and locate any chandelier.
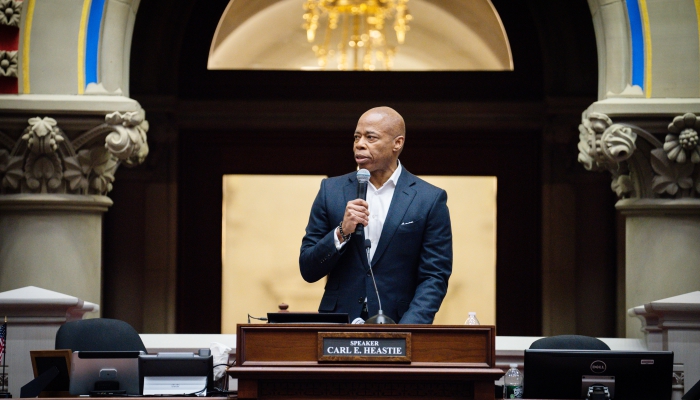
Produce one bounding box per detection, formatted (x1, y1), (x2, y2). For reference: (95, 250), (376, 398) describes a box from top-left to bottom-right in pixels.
(302, 0), (411, 71)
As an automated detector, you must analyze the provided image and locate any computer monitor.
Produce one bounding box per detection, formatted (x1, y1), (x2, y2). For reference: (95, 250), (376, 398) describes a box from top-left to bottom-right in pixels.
(524, 349), (673, 399)
(267, 312), (349, 324)
(69, 351), (143, 395)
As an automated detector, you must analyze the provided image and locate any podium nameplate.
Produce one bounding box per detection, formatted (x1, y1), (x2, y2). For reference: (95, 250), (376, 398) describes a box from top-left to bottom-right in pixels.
(317, 332), (411, 362)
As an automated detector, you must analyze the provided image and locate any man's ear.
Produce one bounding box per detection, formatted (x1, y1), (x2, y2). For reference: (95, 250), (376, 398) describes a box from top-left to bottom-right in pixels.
(393, 136), (405, 152)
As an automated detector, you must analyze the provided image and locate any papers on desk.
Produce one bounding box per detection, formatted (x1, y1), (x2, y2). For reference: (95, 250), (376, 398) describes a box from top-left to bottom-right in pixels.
(142, 376), (207, 396)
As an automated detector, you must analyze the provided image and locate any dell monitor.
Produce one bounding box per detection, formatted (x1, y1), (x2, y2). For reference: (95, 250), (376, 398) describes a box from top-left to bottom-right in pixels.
(524, 349), (673, 399)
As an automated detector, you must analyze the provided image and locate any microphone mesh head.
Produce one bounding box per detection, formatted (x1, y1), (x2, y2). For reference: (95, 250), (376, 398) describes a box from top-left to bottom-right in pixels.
(357, 169), (371, 183)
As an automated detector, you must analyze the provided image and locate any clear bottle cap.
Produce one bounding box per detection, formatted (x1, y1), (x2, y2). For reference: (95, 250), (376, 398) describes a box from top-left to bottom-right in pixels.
(509, 363), (518, 368)
(468, 312), (476, 316)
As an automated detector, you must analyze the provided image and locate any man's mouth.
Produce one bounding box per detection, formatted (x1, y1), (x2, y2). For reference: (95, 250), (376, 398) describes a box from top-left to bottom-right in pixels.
(355, 155), (370, 163)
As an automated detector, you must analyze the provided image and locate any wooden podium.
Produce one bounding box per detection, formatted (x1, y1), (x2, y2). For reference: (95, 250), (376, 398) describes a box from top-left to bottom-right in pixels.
(229, 324), (503, 399)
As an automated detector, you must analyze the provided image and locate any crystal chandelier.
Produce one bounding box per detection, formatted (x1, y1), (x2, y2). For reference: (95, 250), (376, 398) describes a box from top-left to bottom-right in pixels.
(302, 0), (411, 71)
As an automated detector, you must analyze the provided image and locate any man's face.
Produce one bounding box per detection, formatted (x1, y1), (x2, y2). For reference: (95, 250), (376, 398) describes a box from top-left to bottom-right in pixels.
(353, 112), (402, 173)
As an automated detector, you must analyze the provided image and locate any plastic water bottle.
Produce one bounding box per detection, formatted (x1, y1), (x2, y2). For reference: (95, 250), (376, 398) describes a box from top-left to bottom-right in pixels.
(503, 363), (523, 399)
(464, 312), (480, 325)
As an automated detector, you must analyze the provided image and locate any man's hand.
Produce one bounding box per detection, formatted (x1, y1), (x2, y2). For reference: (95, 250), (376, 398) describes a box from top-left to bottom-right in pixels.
(337, 199), (369, 243)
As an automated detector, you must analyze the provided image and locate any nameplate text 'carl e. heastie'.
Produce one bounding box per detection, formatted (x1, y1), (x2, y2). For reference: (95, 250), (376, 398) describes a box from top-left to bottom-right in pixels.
(317, 332), (411, 362)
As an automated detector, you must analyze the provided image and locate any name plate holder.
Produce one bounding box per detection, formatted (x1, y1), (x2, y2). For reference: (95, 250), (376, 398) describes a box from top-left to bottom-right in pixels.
(317, 332), (411, 362)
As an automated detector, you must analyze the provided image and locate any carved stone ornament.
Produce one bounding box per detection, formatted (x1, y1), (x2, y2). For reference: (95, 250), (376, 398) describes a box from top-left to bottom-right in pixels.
(104, 110), (149, 166)
(664, 113), (700, 164)
(0, 50), (18, 77)
(22, 117), (65, 191)
(0, 112), (149, 195)
(0, 0), (21, 27)
(610, 170), (634, 198)
(651, 148), (694, 196)
(578, 110), (700, 199)
(577, 111), (637, 196)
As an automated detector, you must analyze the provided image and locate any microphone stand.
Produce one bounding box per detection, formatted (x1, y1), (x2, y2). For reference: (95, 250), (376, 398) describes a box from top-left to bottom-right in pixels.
(363, 239), (395, 324)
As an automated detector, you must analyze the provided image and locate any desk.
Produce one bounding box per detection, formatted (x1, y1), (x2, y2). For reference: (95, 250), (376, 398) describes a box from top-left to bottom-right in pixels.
(229, 324), (504, 400)
(33, 398), (577, 400)
(34, 397), (234, 399)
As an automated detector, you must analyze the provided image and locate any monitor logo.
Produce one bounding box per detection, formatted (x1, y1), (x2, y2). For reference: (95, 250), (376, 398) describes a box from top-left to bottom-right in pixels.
(590, 360), (607, 373)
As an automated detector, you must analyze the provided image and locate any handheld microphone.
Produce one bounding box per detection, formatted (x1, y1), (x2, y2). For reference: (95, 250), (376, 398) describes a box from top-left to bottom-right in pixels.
(355, 169), (370, 237)
(355, 169), (393, 324)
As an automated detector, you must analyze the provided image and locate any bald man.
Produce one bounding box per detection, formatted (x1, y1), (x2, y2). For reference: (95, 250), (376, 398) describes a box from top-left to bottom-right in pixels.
(299, 107), (453, 324)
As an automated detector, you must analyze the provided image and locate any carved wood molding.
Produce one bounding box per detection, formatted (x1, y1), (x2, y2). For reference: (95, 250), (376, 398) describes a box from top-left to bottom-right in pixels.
(258, 380), (473, 399)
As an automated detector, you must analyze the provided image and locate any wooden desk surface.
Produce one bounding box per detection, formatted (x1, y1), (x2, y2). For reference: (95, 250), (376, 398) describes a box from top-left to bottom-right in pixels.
(235, 324), (497, 368)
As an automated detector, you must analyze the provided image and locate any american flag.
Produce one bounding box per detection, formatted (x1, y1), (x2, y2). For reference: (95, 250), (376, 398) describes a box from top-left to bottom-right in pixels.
(0, 322), (5, 363)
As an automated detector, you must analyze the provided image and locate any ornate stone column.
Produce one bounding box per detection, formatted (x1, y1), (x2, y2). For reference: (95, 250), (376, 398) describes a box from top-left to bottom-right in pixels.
(0, 0), (153, 326)
(0, 95), (149, 307)
(577, 99), (700, 339)
(586, 0), (700, 345)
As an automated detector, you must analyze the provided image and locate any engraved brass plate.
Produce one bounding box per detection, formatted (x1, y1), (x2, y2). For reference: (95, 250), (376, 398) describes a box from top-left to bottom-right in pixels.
(318, 332), (411, 362)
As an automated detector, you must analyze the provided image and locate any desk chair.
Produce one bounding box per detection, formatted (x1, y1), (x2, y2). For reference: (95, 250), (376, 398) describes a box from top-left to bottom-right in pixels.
(529, 335), (610, 350)
(55, 318), (146, 353)
(23, 319), (146, 398)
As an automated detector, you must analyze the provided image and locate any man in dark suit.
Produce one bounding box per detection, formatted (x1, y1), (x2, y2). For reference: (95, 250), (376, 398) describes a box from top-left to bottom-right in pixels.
(299, 107), (452, 324)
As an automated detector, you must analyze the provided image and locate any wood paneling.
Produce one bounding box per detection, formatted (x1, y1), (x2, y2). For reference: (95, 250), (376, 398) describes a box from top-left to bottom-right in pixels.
(231, 324), (502, 399)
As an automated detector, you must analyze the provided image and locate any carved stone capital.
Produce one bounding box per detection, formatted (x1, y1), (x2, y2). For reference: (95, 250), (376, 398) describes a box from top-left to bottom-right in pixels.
(578, 106), (700, 199)
(0, 111), (149, 195)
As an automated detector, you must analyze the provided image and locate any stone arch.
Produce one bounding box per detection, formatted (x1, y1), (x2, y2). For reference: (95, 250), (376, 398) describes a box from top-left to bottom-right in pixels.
(117, 0), (611, 340)
(208, 0), (513, 71)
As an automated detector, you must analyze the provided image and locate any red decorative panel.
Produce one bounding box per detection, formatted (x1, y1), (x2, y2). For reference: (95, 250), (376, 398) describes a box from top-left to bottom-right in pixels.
(0, 1), (22, 94)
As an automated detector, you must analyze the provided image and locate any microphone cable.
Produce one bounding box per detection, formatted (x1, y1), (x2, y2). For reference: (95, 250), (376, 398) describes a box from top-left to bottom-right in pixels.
(364, 239), (383, 313)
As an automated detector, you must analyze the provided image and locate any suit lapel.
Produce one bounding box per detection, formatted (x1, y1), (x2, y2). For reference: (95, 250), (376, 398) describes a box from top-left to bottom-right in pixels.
(371, 170), (416, 267)
(343, 175), (356, 204)
(343, 176), (371, 271)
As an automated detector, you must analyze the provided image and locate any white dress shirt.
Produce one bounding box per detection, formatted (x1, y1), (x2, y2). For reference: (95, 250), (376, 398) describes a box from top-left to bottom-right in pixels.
(334, 161), (403, 262)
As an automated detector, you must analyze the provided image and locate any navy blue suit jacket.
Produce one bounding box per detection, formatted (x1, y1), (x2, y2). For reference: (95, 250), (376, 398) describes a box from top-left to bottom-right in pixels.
(299, 168), (452, 324)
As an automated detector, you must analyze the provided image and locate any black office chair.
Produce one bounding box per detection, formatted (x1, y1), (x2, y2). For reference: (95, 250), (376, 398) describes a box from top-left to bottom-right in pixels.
(529, 335), (610, 350)
(21, 319), (147, 398)
(55, 318), (147, 353)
